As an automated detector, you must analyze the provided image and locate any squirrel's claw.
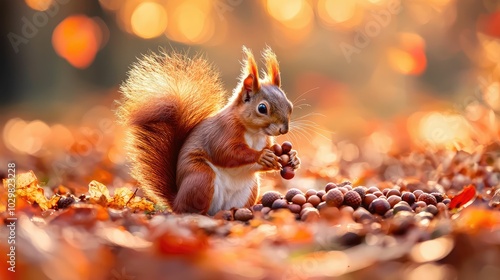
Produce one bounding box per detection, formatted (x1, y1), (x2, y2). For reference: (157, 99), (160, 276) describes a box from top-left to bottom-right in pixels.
(289, 150), (301, 170)
(259, 149), (281, 170)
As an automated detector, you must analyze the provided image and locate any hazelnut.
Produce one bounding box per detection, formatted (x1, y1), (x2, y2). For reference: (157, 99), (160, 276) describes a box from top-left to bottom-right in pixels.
(234, 208), (253, 221)
(424, 204), (438, 216)
(401, 192), (416, 205)
(442, 198), (451, 205)
(325, 189), (344, 207)
(363, 194), (378, 208)
(393, 202), (413, 214)
(368, 198), (391, 215)
(280, 166), (295, 180)
(431, 192), (444, 203)
(285, 188), (303, 202)
(325, 182), (337, 192)
(301, 202), (314, 209)
(271, 199), (288, 210)
(307, 195), (321, 207)
(343, 190), (362, 209)
(373, 191), (384, 197)
(352, 186), (366, 200)
(353, 207), (374, 223)
(281, 141), (292, 154)
(386, 189), (401, 198)
(317, 201), (328, 211)
(251, 204), (263, 212)
(418, 193), (437, 206)
(280, 154), (290, 165)
(261, 207), (271, 215)
(413, 190), (424, 199)
(338, 187), (349, 194)
(261, 191), (281, 207)
(292, 194), (307, 205)
(316, 190), (326, 198)
(288, 203), (302, 214)
(305, 189), (317, 198)
(367, 186), (380, 194)
(387, 196), (401, 208)
(271, 143), (283, 156)
(300, 208), (319, 222)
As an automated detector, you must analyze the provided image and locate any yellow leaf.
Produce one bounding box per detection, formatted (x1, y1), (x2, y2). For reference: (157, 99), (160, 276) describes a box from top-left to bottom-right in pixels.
(88, 180), (111, 203)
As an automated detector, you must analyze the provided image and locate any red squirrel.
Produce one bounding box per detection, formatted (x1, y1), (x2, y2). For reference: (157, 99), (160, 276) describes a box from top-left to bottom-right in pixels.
(117, 47), (300, 215)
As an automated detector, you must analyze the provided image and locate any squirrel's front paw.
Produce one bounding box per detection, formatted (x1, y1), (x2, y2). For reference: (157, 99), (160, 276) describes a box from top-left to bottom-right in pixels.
(289, 150), (301, 170)
(258, 149), (281, 170)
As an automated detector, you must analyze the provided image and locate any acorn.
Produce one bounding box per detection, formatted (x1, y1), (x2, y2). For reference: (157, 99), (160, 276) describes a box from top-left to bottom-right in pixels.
(353, 207), (374, 223)
(413, 190), (424, 199)
(387, 195), (401, 208)
(261, 191), (282, 207)
(292, 194), (307, 205)
(271, 143), (283, 156)
(316, 190), (326, 199)
(363, 194), (378, 208)
(431, 192), (444, 203)
(305, 189), (317, 198)
(280, 166), (295, 180)
(285, 188), (303, 202)
(325, 182), (337, 192)
(280, 154), (290, 165)
(300, 208), (319, 222)
(386, 189), (401, 198)
(343, 190), (362, 209)
(234, 208), (253, 221)
(367, 186), (380, 194)
(368, 198), (391, 215)
(271, 199), (289, 210)
(251, 204), (263, 212)
(418, 193), (437, 206)
(307, 195), (321, 207)
(281, 141), (292, 154)
(325, 189), (344, 207)
(424, 204), (438, 216)
(288, 203), (302, 214)
(352, 186), (366, 200)
(401, 192), (416, 205)
(393, 202), (413, 214)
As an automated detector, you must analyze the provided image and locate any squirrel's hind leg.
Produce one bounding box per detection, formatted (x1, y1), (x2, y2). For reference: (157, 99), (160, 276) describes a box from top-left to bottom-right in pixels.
(173, 162), (215, 214)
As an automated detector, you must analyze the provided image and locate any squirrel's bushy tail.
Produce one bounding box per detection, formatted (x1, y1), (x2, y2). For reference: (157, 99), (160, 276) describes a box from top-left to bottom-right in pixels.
(117, 51), (226, 206)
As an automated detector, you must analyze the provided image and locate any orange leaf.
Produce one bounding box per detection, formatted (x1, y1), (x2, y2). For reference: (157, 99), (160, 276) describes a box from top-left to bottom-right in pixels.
(449, 184), (476, 210)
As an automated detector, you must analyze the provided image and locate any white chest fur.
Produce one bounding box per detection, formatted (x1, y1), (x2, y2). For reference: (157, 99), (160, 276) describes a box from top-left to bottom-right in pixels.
(206, 132), (267, 215)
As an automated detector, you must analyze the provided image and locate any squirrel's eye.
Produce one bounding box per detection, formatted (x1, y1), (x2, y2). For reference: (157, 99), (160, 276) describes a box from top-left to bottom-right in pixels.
(257, 103), (268, 115)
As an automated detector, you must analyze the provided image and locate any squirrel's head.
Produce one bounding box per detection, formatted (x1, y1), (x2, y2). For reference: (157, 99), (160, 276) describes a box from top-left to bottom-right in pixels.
(234, 46), (293, 136)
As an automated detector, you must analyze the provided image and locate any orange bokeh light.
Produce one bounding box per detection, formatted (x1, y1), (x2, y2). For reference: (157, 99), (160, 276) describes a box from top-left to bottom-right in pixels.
(25, 0), (53, 11)
(52, 15), (104, 69)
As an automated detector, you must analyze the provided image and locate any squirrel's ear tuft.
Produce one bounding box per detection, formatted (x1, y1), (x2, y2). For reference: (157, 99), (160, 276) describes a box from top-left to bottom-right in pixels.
(263, 46), (281, 87)
(242, 46), (260, 93)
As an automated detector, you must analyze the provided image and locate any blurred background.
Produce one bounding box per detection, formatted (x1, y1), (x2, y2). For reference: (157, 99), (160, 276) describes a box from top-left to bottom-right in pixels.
(0, 0), (499, 190)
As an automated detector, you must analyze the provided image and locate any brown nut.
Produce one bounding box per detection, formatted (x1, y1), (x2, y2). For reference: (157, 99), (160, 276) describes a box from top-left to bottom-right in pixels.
(300, 208), (319, 222)
(261, 191), (281, 207)
(234, 208), (253, 221)
(368, 198), (391, 215)
(280, 166), (295, 180)
(316, 190), (326, 199)
(271, 143), (283, 156)
(418, 193), (437, 206)
(280, 154), (290, 165)
(305, 189), (317, 198)
(352, 186), (366, 200)
(363, 194), (378, 208)
(413, 190), (424, 199)
(325, 189), (344, 207)
(285, 188), (303, 202)
(307, 195), (321, 207)
(292, 194), (307, 205)
(288, 203), (302, 214)
(251, 204), (263, 212)
(343, 190), (362, 209)
(387, 195), (402, 208)
(271, 199), (289, 210)
(367, 186), (380, 194)
(431, 192), (444, 203)
(401, 192), (416, 205)
(325, 182), (337, 192)
(281, 141), (292, 154)
(386, 189), (401, 197)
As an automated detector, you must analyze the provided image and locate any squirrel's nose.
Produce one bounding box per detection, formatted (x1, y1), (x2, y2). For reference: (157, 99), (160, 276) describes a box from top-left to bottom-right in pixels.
(279, 124), (289, 134)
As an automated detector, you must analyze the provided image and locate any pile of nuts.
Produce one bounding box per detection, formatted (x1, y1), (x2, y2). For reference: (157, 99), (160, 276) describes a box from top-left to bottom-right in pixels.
(219, 181), (450, 224)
